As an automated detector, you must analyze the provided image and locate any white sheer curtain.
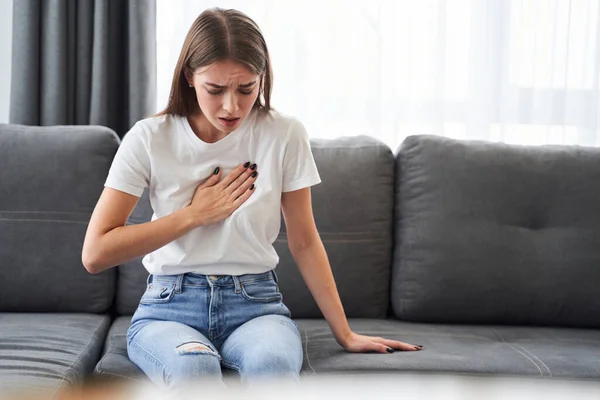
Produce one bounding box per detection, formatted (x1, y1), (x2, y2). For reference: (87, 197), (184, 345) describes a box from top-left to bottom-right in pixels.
(157, 0), (600, 150)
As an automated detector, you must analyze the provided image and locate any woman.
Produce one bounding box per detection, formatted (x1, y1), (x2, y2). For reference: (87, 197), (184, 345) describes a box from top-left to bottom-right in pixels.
(82, 7), (422, 389)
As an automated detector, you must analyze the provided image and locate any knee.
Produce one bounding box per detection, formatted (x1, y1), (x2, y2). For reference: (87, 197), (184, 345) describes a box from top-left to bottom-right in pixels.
(167, 344), (222, 386)
(239, 348), (301, 377)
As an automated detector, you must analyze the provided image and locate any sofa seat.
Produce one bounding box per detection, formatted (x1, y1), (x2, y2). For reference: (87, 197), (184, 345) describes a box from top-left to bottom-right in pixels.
(94, 317), (600, 380)
(0, 313), (111, 392)
(296, 319), (600, 378)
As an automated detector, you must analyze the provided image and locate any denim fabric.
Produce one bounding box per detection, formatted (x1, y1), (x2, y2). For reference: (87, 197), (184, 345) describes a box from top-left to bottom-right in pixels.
(126, 270), (303, 388)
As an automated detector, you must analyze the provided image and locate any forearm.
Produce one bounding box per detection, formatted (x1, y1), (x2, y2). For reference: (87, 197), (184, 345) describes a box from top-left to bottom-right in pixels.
(291, 239), (352, 345)
(83, 208), (196, 274)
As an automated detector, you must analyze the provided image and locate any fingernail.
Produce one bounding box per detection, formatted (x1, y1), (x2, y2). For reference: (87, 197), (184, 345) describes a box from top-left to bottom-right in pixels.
(244, 162), (251, 168)
(213, 167), (220, 174)
(250, 163), (257, 170)
(386, 347), (394, 353)
(251, 171), (258, 178)
(250, 184), (255, 190)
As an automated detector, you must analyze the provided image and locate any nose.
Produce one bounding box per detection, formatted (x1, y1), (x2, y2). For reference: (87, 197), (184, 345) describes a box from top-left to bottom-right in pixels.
(222, 91), (239, 114)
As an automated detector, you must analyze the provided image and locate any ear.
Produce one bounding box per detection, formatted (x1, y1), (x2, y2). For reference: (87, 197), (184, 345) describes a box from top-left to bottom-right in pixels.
(184, 67), (194, 86)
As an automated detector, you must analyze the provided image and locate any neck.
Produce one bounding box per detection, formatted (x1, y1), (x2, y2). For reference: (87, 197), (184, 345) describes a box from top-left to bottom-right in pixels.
(188, 113), (226, 143)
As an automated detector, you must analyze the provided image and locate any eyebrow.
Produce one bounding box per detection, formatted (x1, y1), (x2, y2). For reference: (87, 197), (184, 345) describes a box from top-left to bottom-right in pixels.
(204, 81), (257, 89)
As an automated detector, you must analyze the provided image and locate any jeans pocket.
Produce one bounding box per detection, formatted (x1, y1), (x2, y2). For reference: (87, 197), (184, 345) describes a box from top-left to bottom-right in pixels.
(240, 279), (283, 303)
(140, 275), (177, 304)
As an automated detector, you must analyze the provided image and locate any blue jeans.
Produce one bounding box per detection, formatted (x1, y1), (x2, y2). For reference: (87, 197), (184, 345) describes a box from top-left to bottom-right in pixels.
(126, 270), (303, 388)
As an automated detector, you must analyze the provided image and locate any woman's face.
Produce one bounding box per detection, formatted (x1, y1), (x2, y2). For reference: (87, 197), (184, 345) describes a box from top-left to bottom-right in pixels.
(187, 59), (260, 133)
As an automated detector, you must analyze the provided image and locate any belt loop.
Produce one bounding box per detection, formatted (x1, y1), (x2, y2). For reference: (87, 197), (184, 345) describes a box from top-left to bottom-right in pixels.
(232, 275), (242, 294)
(146, 274), (153, 286)
(175, 273), (185, 293)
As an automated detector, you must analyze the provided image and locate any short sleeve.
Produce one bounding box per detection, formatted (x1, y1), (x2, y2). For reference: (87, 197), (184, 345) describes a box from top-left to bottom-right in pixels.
(104, 122), (151, 197)
(282, 119), (321, 192)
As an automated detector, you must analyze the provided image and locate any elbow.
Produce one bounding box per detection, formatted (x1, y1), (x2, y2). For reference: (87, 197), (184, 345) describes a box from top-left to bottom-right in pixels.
(81, 242), (106, 274)
(81, 252), (101, 274)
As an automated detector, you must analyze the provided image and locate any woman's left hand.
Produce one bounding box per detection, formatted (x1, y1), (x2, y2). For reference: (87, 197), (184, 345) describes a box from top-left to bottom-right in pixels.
(340, 332), (423, 353)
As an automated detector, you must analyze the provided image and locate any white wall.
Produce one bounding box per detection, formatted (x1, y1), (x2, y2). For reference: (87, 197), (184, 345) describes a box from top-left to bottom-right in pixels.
(0, 0), (13, 123)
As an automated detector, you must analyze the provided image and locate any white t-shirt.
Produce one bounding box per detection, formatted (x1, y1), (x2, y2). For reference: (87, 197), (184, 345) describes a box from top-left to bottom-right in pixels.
(104, 109), (321, 275)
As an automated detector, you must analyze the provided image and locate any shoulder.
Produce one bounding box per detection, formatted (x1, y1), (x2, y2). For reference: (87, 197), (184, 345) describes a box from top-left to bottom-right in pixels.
(253, 109), (308, 141)
(131, 114), (180, 138)
(125, 113), (185, 147)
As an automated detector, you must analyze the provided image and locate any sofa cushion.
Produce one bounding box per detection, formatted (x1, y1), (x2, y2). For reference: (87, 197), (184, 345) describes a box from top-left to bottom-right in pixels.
(275, 136), (395, 318)
(392, 135), (600, 327)
(93, 317), (144, 381)
(0, 124), (118, 313)
(0, 313), (111, 392)
(97, 317), (600, 379)
(117, 136), (395, 319)
(296, 319), (600, 378)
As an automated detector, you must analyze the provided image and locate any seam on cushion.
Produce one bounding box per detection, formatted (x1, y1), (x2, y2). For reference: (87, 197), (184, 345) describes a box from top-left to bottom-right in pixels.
(302, 330), (316, 375)
(0, 211), (91, 216)
(93, 370), (143, 382)
(0, 218), (88, 224)
(51, 318), (108, 396)
(494, 331), (544, 376)
(511, 344), (553, 377)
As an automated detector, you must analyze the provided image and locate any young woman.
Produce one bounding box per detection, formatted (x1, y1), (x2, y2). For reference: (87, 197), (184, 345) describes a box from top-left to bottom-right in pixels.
(82, 7), (421, 389)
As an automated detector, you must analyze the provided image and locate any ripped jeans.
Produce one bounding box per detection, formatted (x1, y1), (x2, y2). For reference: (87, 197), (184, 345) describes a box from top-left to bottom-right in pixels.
(126, 270), (303, 389)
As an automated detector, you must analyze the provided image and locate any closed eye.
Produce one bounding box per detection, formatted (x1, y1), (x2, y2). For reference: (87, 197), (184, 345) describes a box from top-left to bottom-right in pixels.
(206, 89), (254, 96)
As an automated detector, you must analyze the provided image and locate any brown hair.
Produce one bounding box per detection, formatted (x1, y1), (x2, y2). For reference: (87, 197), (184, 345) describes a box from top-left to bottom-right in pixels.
(157, 8), (273, 117)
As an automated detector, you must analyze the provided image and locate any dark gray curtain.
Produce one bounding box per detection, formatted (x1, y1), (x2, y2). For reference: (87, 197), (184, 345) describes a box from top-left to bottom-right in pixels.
(9, 0), (156, 137)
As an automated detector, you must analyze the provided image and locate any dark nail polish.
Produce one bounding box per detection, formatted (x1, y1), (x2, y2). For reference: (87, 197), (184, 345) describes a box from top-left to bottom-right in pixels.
(386, 347), (394, 353)
(213, 167), (219, 175)
(251, 171), (258, 178)
(250, 163), (257, 170)
(244, 162), (251, 168)
(250, 184), (255, 190)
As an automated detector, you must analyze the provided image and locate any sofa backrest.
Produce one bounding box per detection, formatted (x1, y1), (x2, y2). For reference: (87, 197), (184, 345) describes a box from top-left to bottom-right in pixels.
(116, 136), (395, 318)
(392, 135), (600, 328)
(0, 124), (118, 313)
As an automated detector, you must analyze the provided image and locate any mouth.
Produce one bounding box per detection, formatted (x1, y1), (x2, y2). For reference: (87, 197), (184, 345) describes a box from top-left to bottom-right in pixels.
(218, 117), (241, 127)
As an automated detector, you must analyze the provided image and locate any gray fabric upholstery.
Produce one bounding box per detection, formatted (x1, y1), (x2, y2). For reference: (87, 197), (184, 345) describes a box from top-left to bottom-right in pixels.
(296, 319), (600, 378)
(116, 136), (395, 318)
(95, 317), (600, 379)
(10, 0), (156, 136)
(93, 317), (144, 381)
(0, 124), (118, 313)
(275, 136), (395, 318)
(0, 313), (111, 392)
(392, 135), (600, 327)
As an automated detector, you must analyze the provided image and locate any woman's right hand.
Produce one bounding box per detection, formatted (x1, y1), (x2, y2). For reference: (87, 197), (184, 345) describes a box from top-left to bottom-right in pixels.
(186, 162), (258, 228)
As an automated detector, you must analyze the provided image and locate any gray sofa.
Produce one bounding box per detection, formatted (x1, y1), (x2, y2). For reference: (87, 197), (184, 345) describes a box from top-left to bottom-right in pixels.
(1, 123), (599, 393)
